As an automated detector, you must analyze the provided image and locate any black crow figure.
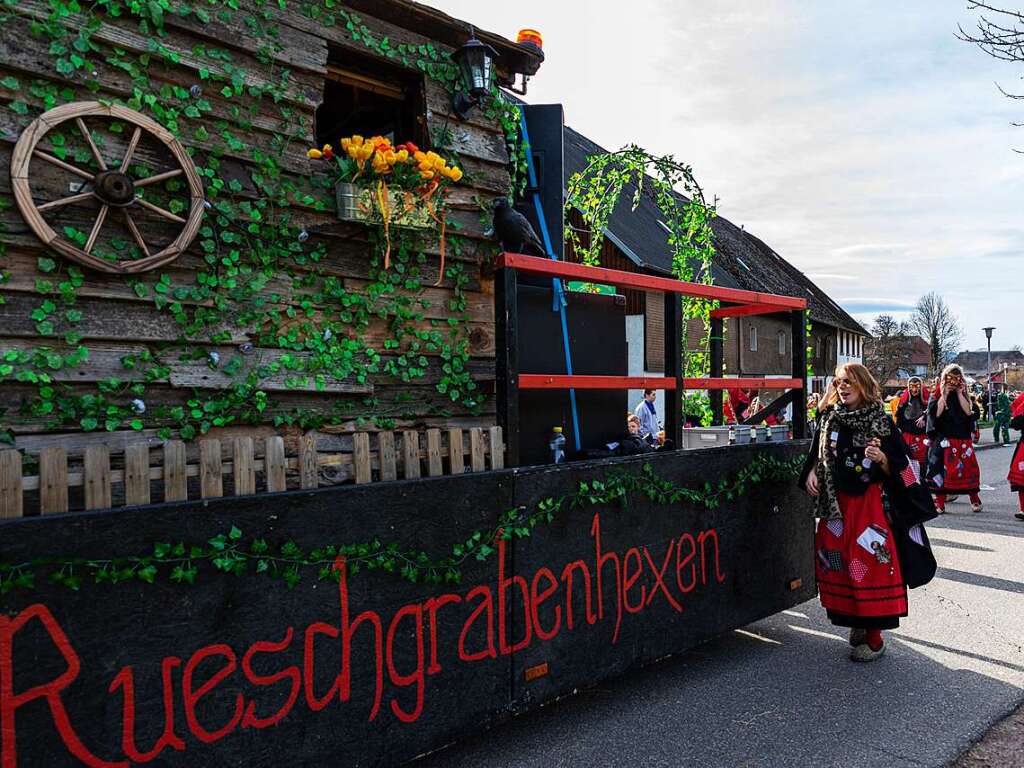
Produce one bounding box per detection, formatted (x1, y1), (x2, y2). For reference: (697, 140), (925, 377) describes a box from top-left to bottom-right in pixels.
(492, 198), (546, 255)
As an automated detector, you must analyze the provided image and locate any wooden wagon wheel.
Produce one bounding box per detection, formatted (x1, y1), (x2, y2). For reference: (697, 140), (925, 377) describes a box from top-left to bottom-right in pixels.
(10, 101), (205, 275)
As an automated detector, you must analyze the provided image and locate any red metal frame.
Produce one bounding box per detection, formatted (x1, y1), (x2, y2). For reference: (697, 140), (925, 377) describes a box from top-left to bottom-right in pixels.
(519, 375), (804, 391)
(495, 252), (807, 310)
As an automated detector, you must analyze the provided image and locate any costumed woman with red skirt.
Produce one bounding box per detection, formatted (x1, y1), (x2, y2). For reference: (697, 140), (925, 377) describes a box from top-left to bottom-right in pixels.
(926, 364), (982, 513)
(1007, 391), (1024, 522)
(895, 376), (929, 479)
(801, 363), (914, 662)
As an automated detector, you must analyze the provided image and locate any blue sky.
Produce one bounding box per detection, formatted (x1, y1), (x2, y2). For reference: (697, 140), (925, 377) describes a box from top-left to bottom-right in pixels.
(432, 1), (1024, 351)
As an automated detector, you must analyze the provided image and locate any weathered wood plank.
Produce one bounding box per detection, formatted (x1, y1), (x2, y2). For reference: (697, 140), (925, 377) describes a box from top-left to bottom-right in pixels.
(163, 441), (188, 502)
(298, 432), (318, 489)
(124, 443), (151, 506)
(425, 428), (443, 477)
(469, 427), (486, 472)
(488, 426), (504, 470)
(83, 445), (112, 511)
(402, 430), (420, 479)
(39, 447), (68, 514)
(264, 436), (287, 492)
(353, 432), (371, 484)
(0, 450), (23, 518)
(378, 431), (397, 482)
(199, 439), (223, 498)
(448, 427), (464, 475)
(234, 436), (256, 496)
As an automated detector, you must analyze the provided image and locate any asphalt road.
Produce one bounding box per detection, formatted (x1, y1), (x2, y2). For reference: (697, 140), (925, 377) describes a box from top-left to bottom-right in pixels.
(414, 443), (1024, 768)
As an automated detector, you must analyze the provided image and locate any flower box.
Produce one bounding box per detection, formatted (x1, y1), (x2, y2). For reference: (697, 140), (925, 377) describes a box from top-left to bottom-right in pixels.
(335, 182), (433, 230)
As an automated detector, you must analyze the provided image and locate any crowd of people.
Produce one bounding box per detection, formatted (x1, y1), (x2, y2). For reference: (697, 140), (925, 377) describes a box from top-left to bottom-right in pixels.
(801, 362), (1024, 665)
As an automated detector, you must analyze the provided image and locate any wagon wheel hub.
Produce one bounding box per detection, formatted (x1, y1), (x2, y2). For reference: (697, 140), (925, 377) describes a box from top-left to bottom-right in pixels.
(93, 170), (136, 207)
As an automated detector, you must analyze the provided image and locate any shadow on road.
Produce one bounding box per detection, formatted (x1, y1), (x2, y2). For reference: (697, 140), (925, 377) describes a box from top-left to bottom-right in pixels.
(936, 567), (1024, 595)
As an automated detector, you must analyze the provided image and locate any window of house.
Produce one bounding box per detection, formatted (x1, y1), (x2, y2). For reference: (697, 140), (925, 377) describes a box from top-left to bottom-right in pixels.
(816, 337), (823, 360)
(315, 50), (428, 149)
(825, 337), (834, 360)
(778, 331), (786, 355)
(749, 325), (758, 352)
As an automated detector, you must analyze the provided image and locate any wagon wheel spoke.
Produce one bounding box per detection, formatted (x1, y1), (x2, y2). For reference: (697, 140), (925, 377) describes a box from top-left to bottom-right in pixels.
(84, 204), (109, 255)
(122, 209), (151, 258)
(134, 195), (186, 224)
(119, 126), (142, 173)
(33, 149), (94, 181)
(37, 191), (95, 212)
(134, 168), (183, 187)
(75, 117), (107, 171)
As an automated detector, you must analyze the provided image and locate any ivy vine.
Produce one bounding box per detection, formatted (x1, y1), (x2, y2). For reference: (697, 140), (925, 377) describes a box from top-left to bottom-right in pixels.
(0, 453), (804, 594)
(565, 147), (718, 422)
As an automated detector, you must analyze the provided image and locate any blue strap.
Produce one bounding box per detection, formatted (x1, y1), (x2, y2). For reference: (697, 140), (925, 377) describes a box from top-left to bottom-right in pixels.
(518, 111), (581, 452)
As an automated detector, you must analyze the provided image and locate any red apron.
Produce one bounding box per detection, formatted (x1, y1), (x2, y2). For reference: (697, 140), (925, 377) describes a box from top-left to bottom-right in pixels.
(815, 484), (908, 624)
(1009, 440), (1024, 491)
(935, 437), (980, 493)
(902, 432), (927, 462)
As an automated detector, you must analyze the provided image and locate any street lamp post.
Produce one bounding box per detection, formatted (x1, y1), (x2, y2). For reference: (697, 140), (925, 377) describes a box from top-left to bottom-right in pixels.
(983, 327), (996, 420)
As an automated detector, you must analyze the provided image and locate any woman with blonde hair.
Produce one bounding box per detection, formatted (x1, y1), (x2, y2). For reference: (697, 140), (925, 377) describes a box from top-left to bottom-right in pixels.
(926, 363), (983, 513)
(801, 363), (917, 661)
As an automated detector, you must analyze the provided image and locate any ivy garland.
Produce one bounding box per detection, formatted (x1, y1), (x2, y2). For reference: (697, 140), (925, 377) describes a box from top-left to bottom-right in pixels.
(0, 453), (804, 594)
(0, 2), (527, 443)
(564, 147), (718, 423)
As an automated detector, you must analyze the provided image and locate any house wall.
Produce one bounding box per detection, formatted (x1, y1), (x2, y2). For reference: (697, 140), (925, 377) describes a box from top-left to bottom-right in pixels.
(0, 2), (512, 453)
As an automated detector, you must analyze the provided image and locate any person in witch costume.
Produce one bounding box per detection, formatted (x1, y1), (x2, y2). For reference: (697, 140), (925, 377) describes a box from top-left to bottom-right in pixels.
(801, 363), (916, 662)
(895, 376), (930, 479)
(926, 363), (983, 513)
(1007, 391), (1024, 521)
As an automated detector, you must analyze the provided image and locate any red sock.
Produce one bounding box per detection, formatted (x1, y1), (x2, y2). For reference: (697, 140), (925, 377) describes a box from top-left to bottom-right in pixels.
(866, 629), (883, 651)
(1018, 492), (1024, 513)
(970, 493), (981, 506)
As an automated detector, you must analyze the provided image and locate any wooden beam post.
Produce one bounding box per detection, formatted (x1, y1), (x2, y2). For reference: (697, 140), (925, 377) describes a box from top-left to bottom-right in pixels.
(709, 316), (724, 425)
(664, 292), (683, 449)
(495, 263), (520, 467)
(791, 309), (808, 439)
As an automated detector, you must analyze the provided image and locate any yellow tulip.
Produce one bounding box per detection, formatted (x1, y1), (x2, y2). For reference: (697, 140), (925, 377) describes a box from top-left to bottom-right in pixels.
(447, 166), (463, 182)
(351, 135), (364, 146)
(341, 138), (352, 151)
(413, 150), (427, 164)
(395, 149), (409, 163)
(306, 148), (322, 159)
(420, 169), (435, 179)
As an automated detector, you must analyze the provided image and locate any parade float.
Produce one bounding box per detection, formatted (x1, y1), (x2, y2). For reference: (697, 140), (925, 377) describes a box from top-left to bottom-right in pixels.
(0, 2), (814, 764)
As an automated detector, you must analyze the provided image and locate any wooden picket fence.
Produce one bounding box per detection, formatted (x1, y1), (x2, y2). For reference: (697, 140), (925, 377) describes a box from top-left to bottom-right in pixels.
(0, 426), (504, 518)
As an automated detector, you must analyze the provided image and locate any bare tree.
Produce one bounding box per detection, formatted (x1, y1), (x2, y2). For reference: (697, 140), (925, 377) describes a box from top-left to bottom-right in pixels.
(958, 3), (1024, 147)
(863, 314), (914, 386)
(909, 293), (963, 373)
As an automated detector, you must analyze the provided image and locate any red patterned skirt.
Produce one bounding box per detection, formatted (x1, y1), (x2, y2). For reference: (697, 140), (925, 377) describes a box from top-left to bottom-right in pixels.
(931, 437), (980, 494)
(902, 431), (928, 462)
(1009, 441), (1024, 492)
(815, 484), (908, 629)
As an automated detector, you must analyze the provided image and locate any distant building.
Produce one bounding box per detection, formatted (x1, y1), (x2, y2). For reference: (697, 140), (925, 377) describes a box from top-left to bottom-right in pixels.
(867, 335), (931, 393)
(952, 350), (1024, 379)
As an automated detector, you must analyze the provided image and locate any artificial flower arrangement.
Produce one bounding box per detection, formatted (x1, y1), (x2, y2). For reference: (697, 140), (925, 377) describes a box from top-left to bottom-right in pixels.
(308, 135), (463, 284)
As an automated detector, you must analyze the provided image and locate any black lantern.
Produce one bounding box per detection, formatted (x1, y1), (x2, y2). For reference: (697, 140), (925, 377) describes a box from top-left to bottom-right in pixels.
(452, 27), (498, 119)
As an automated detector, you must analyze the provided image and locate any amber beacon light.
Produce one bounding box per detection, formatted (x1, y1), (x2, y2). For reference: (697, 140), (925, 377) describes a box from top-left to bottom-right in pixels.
(516, 28), (543, 52)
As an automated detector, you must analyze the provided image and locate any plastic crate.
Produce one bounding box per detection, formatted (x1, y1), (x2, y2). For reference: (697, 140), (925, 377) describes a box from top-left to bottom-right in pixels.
(682, 426), (732, 449)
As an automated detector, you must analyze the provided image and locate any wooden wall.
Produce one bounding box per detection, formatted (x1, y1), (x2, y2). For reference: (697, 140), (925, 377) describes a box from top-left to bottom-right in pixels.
(0, 1), (514, 457)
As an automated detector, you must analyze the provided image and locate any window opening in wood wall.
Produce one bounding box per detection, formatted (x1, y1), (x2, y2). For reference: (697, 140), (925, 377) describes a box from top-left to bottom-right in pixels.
(315, 50), (428, 148)
(749, 324), (758, 352)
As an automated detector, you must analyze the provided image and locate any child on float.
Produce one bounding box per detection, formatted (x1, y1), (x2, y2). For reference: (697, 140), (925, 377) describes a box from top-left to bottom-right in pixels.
(926, 364), (983, 513)
(1007, 391), (1024, 521)
(801, 363), (912, 662)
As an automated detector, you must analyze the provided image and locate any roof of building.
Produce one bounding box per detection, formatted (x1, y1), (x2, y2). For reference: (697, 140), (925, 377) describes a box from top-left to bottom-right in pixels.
(952, 349), (1024, 373)
(563, 126), (868, 335)
(348, 1), (544, 80)
(904, 335), (931, 365)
